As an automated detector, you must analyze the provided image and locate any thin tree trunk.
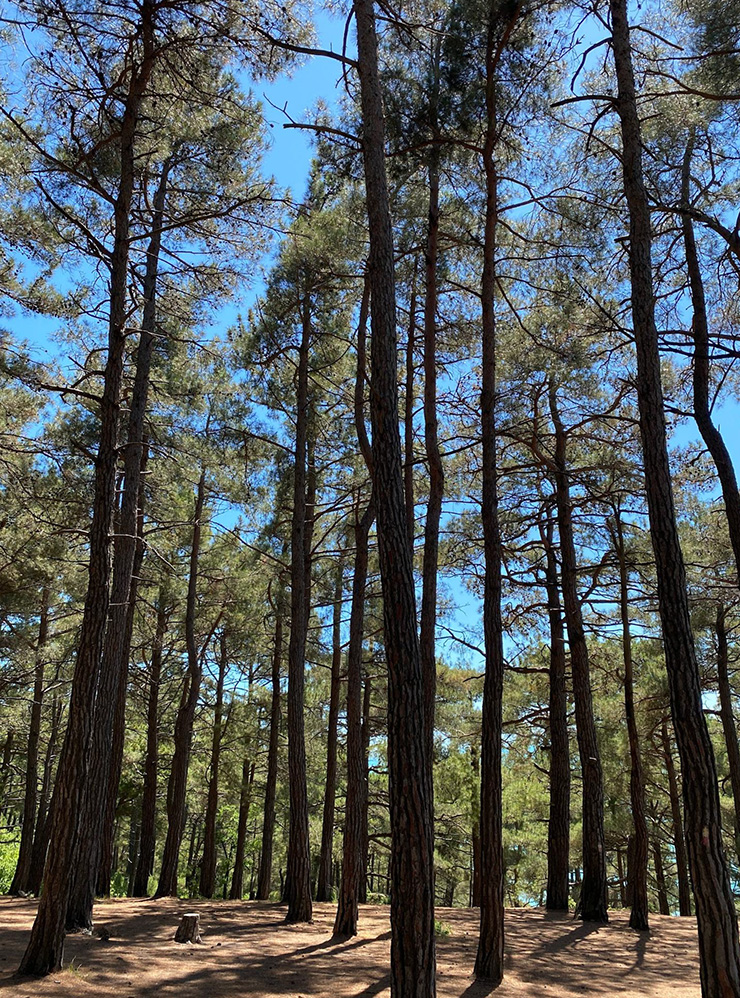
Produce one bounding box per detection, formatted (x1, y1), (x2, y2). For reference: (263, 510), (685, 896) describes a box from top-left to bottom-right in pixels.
(230, 756), (256, 900)
(284, 300), (313, 924)
(199, 631), (228, 898)
(660, 720), (692, 916)
(131, 594), (167, 897)
(404, 261), (417, 555)
(610, 5), (740, 989)
(470, 744), (481, 908)
(358, 672), (373, 905)
(333, 500), (374, 937)
(652, 840), (670, 915)
(155, 469), (207, 898)
(715, 606), (740, 867)
(541, 511), (570, 912)
(256, 595), (284, 900)
(317, 556), (345, 902)
(420, 60), (444, 758)
(549, 386), (607, 923)
(28, 695), (62, 896)
(18, 13), (156, 973)
(611, 513), (648, 931)
(11, 589), (49, 895)
(354, 0), (436, 990)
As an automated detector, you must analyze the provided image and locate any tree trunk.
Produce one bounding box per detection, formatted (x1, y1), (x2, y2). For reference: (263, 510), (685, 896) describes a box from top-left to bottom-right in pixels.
(28, 694), (62, 896)
(17, 13), (156, 973)
(256, 596), (284, 900)
(11, 589), (49, 895)
(284, 299), (313, 924)
(652, 840), (670, 915)
(230, 755), (256, 900)
(358, 672), (373, 905)
(660, 720), (692, 916)
(131, 594), (167, 897)
(470, 744), (481, 908)
(354, 0), (436, 990)
(611, 513), (649, 931)
(715, 606), (740, 867)
(404, 260), (417, 555)
(542, 510), (570, 912)
(317, 556), (345, 902)
(610, 5), (740, 987)
(420, 57), (444, 759)
(549, 387), (607, 923)
(199, 631), (228, 898)
(155, 469), (207, 898)
(333, 500), (374, 937)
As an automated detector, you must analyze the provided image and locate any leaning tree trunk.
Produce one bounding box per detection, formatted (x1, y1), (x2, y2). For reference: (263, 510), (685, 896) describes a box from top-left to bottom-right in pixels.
(131, 595), (168, 897)
(610, 3), (740, 989)
(284, 300), (313, 924)
(611, 512), (649, 931)
(316, 556), (345, 902)
(155, 470), (207, 898)
(256, 596), (284, 900)
(11, 589), (49, 895)
(199, 631), (228, 898)
(659, 720), (692, 916)
(541, 511), (570, 912)
(549, 386), (607, 923)
(17, 13), (156, 974)
(354, 0), (436, 990)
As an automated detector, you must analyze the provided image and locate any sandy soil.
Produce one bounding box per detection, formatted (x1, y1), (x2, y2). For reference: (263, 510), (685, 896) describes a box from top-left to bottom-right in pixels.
(0, 898), (701, 997)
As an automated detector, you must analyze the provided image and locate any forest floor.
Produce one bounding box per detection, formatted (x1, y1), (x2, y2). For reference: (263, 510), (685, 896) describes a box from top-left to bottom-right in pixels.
(0, 898), (700, 997)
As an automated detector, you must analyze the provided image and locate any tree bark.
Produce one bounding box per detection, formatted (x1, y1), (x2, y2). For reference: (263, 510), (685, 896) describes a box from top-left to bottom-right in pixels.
(715, 606), (740, 867)
(652, 840), (670, 915)
(230, 755), (256, 900)
(333, 500), (374, 937)
(317, 556), (345, 902)
(17, 8), (156, 973)
(155, 469), (207, 898)
(610, 3), (740, 989)
(610, 513), (648, 931)
(199, 631), (228, 898)
(541, 511), (570, 912)
(284, 299), (313, 924)
(354, 0), (436, 990)
(11, 589), (49, 896)
(549, 387), (607, 923)
(131, 594), (168, 897)
(28, 695), (62, 896)
(659, 720), (692, 916)
(256, 595), (284, 900)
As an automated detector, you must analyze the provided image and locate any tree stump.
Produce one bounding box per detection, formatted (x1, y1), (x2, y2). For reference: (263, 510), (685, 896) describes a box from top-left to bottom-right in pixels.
(174, 913), (202, 944)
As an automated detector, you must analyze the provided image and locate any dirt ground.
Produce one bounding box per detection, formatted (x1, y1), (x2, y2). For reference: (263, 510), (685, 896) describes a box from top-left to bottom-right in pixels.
(0, 898), (701, 997)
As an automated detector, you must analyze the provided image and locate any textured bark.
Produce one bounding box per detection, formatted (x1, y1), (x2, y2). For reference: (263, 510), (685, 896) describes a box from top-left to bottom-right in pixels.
(611, 514), (648, 931)
(474, 22), (505, 980)
(155, 470), (207, 898)
(131, 596), (167, 897)
(358, 673), (373, 905)
(541, 514), (570, 912)
(355, 0), (436, 991)
(404, 261), (418, 555)
(333, 502), (374, 937)
(199, 631), (228, 898)
(284, 301), (313, 924)
(11, 590), (49, 896)
(230, 755), (256, 900)
(17, 8), (156, 973)
(470, 744), (481, 908)
(316, 558), (345, 902)
(256, 600), (284, 900)
(610, 4), (740, 989)
(715, 607), (740, 867)
(549, 388), (607, 923)
(660, 720), (692, 916)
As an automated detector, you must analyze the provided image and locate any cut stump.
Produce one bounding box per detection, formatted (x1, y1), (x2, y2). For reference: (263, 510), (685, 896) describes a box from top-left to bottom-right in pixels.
(174, 912), (202, 943)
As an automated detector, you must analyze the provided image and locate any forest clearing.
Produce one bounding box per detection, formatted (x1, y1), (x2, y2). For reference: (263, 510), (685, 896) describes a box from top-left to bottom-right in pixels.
(0, 899), (701, 997)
